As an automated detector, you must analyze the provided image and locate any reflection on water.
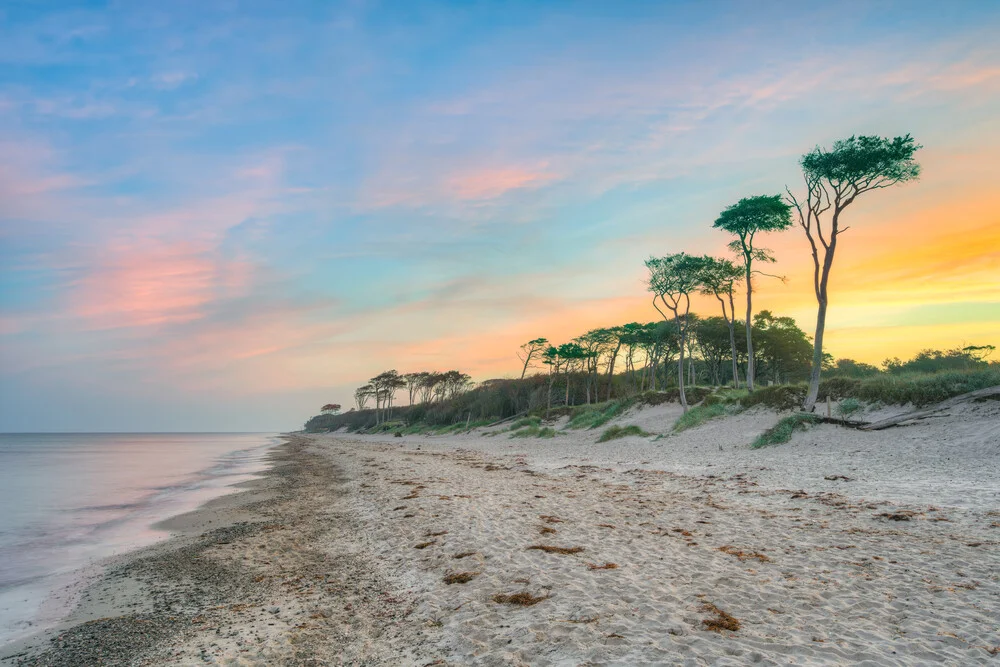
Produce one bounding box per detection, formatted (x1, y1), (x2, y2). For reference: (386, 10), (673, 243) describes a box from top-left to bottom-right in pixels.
(0, 433), (276, 644)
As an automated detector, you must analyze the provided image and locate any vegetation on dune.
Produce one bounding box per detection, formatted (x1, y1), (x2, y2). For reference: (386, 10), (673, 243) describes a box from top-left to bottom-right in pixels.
(598, 424), (652, 442)
(751, 414), (820, 448)
(672, 403), (733, 432)
(306, 134), (998, 437)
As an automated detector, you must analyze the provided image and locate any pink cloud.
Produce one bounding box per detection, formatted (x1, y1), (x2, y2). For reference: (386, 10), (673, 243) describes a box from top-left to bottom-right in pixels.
(448, 165), (558, 200)
(69, 240), (254, 329)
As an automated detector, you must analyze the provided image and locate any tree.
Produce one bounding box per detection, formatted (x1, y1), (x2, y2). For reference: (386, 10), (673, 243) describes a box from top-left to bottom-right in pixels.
(692, 316), (733, 386)
(321, 403), (341, 415)
(370, 370), (406, 424)
(354, 385), (373, 411)
(713, 195), (792, 392)
(787, 134), (921, 411)
(517, 338), (549, 379)
(752, 311), (813, 384)
(645, 253), (710, 411)
(699, 256), (744, 389)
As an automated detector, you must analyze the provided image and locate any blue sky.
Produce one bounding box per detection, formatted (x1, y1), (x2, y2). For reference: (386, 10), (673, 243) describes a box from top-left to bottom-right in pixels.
(1, 1), (998, 431)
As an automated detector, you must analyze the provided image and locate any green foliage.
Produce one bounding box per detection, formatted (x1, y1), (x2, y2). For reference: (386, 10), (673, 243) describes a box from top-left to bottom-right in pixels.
(842, 369), (1000, 407)
(751, 414), (820, 449)
(801, 134), (921, 186)
(740, 385), (807, 411)
(673, 403), (732, 432)
(713, 194), (793, 238)
(566, 399), (632, 429)
(883, 348), (990, 375)
(509, 416), (542, 430)
(598, 425), (651, 442)
(828, 358), (881, 378)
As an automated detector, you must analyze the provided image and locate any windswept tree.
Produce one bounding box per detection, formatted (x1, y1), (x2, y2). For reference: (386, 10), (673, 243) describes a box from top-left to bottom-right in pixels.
(370, 370), (406, 424)
(699, 257), (744, 389)
(713, 195), (792, 392)
(321, 403), (342, 415)
(786, 134), (921, 410)
(517, 337), (549, 379)
(645, 253), (710, 411)
(354, 384), (373, 411)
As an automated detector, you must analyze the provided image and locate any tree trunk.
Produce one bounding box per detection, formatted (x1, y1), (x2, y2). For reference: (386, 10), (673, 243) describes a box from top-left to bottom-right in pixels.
(676, 317), (688, 411)
(606, 343), (621, 401)
(804, 223), (839, 411)
(744, 261), (755, 392)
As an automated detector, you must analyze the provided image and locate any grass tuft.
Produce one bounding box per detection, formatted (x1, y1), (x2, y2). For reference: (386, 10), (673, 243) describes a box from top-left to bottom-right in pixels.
(597, 424), (651, 442)
(751, 414), (819, 449)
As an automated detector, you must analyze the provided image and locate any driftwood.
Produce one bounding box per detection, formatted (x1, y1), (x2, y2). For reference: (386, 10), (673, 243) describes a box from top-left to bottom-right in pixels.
(860, 385), (1000, 431)
(792, 412), (868, 429)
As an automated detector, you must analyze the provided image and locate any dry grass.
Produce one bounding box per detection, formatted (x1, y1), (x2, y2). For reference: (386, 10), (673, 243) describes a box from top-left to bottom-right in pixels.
(492, 591), (549, 606)
(443, 571), (479, 585)
(586, 562), (619, 570)
(702, 602), (741, 633)
(452, 551), (477, 559)
(527, 545), (585, 555)
(719, 545), (771, 563)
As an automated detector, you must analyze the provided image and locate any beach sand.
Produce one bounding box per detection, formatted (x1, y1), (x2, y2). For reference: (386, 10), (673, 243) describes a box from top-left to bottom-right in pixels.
(3, 398), (998, 665)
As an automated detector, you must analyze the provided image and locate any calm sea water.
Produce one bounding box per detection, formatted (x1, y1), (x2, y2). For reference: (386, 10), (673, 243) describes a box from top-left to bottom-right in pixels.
(0, 432), (277, 645)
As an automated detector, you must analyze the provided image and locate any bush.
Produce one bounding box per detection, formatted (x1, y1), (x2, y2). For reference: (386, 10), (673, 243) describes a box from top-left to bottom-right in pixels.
(751, 414), (819, 449)
(837, 397), (863, 420)
(598, 425), (651, 442)
(739, 385), (807, 411)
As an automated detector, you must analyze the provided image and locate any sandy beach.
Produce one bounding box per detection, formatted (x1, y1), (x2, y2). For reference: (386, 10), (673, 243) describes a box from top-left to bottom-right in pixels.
(4, 398), (998, 666)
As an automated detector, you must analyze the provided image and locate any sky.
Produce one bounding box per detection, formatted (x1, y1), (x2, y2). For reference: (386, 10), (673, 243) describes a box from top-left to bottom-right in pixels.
(1, 1), (998, 432)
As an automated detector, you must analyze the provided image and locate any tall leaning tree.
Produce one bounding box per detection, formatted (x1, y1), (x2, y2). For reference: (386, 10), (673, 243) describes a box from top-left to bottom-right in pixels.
(646, 253), (709, 412)
(713, 195), (792, 392)
(787, 134), (921, 411)
(699, 256), (744, 389)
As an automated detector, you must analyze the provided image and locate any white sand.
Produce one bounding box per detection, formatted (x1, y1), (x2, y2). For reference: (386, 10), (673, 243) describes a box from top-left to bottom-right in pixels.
(15, 399), (995, 665)
(309, 397), (999, 664)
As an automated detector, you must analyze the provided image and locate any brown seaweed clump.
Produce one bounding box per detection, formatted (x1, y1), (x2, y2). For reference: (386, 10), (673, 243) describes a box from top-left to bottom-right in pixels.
(702, 603), (741, 633)
(492, 591), (548, 606)
(527, 545), (584, 555)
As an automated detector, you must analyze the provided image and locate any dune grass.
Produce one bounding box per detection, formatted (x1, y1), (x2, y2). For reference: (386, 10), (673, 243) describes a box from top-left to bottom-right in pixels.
(566, 399), (633, 430)
(597, 424), (651, 442)
(673, 403), (733, 432)
(751, 413), (819, 449)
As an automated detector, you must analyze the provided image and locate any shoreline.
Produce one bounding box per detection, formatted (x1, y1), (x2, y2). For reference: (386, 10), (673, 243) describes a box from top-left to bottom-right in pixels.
(1, 436), (308, 666)
(3, 401), (998, 664)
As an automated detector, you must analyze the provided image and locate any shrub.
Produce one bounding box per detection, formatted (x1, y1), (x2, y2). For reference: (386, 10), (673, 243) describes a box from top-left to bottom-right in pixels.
(751, 414), (819, 449)
(598, 424), (651, 442)
(740, 385), (806, 411)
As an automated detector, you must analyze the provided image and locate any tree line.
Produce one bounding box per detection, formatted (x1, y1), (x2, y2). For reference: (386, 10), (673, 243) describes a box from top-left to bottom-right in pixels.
(353, 369), (472, 424)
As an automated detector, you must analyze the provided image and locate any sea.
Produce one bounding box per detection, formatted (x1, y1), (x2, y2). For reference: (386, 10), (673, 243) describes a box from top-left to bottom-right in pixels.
(0, 432), (277, 646)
